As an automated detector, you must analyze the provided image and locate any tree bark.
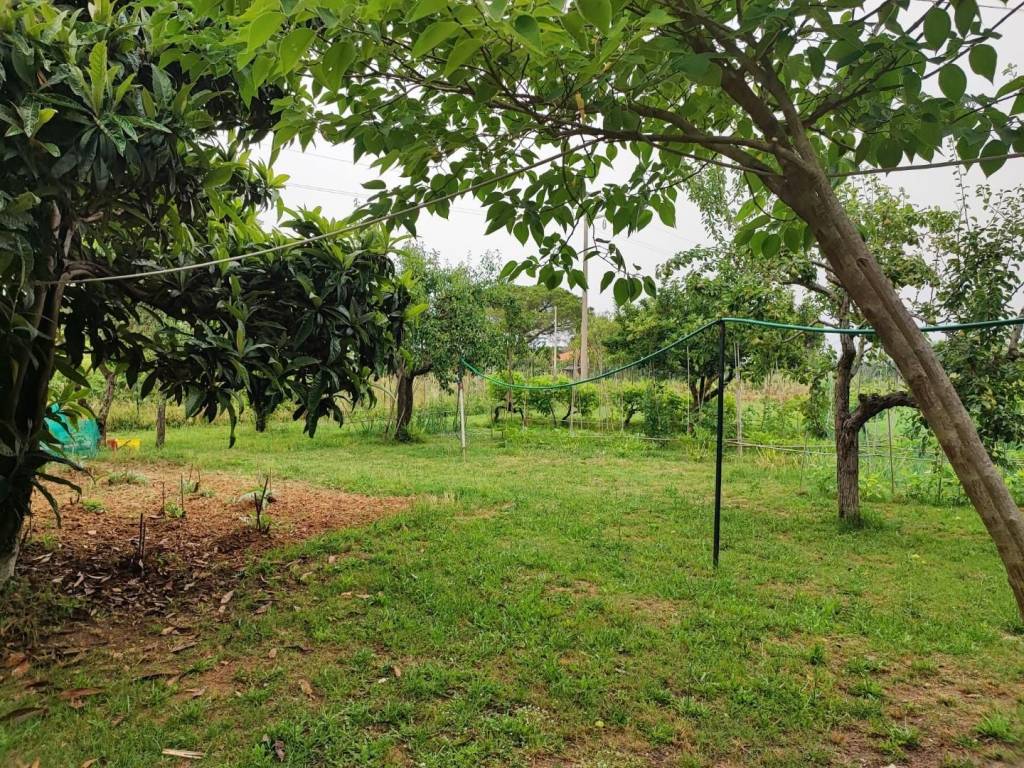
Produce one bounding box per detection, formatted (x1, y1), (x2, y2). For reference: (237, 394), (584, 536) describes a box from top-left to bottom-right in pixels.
(0, 496), (26, 585)
(254, 407), (268, 433)
(97, 366), (117, 443)
(779, 168), (1024, 615)
(394, 369), (415, 441)
(155, 397), (167, 448)
(834, 330), (860, 522)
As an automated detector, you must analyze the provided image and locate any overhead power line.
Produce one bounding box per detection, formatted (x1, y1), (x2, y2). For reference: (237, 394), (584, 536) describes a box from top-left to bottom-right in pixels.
(61, 145), (1024, 285)
(64, 142), (597, 285)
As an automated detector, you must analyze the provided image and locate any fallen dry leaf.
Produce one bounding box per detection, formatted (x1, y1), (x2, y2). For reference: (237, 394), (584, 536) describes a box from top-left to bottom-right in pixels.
(184, 687), (206, 699)
(12, 660), (31, 678)
(0, 705), (47, 724)
(2, 652), (27, 669)
(80, 759), (98, 767)
(392, 665), (402, 678)
(170, 640), (196, 654)
(58, 687), (104, 701)
(160, 748), (204, 759)
(219, 590), (234, 606)
(273, 739), (285, 761)
(267, 647), (278, 660)
(298, 679), (313, 698)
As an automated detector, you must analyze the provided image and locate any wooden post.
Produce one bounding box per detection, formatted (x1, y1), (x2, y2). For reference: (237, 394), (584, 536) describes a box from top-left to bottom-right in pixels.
(887, 408), (896, 498)
(551, 306), (558, 376)
(457, 368), (467, 459)
(734, 342), (743, 456)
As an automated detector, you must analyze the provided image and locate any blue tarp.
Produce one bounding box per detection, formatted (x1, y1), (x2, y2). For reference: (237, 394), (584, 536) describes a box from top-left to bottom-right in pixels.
(45, 408), (101, 458)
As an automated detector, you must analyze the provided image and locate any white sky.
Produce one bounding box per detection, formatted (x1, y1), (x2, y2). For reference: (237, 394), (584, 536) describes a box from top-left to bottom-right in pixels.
(261, 4), (1024, 314)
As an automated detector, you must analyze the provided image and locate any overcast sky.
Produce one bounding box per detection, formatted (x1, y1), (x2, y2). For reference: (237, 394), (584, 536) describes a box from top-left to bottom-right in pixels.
(260, 3), (1024, 314)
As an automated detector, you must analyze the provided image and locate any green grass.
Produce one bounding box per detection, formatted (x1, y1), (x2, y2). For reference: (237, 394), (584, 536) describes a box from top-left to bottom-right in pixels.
(3, 421), (1024, 766)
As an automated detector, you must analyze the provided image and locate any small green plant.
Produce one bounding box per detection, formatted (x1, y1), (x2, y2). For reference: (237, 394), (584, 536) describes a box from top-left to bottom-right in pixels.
(881, 723), (921, 756)
(105, 470), (148, 486)
(81, 499), (105, 514)
(250, 473), (273, 534)
(163, 501), (184, 519)
(807, 643), (827, 666)
(975, 712), (1018, 743)
(179, 465), (201, 495)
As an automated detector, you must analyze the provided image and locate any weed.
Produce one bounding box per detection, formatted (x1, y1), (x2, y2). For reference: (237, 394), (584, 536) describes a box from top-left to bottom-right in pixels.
(162, 501), (184, 519)
(975, 712), (1018, 743)
(105, 470), (148, 486)
(80, 499), (105, 514)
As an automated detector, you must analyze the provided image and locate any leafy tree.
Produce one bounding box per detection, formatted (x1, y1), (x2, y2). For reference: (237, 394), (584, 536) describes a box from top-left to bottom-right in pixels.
(248, 0), (1024, 614)
(0, 1), (407, 582)
(393, 248), (496, 440)
(607, 247), (821, 413)
(734, 180), (947, 522)
(925, 185), (1024, 463)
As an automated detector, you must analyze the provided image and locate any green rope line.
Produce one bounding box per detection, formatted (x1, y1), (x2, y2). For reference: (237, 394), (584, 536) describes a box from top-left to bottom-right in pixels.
(462, 319), (720, 391)
(463, 315), (1024, 392)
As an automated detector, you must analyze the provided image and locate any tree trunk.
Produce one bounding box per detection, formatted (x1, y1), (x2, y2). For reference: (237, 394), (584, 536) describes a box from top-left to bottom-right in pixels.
(394, 369), (414, 441)
(255, 408), (268, 433)
(97, 366), (116, 442)
(781, 168), (1024, 615)
(155, 397), (167, 448)
(0, 495), (27, 585)
(836, 422), (861, 524)
(834, 328), (860, 523)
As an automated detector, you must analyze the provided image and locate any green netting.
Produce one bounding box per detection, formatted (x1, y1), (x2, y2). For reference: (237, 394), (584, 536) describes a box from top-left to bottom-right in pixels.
(463, 315), (1024, 391)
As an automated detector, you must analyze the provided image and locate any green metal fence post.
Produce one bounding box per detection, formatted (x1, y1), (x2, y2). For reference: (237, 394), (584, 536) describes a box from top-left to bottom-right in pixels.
(714, 319), (725, 568)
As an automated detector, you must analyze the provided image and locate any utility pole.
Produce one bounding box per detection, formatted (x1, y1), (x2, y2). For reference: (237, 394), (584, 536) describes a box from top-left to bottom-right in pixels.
(551, 305), (558, 376)
(580, 217), (590, 379)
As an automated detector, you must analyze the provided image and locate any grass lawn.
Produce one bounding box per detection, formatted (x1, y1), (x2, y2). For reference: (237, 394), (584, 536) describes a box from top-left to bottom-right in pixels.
(3, 421), (1024, 767)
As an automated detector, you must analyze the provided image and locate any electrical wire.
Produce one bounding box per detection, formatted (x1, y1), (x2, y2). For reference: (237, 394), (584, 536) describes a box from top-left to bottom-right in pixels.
(61, 141), (597, 285)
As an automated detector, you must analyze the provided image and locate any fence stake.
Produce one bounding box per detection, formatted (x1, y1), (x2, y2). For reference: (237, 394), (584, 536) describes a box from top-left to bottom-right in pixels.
(886, 408), (896, 498)
(713, 320), (725, 568)
(457, 367), (467, 460)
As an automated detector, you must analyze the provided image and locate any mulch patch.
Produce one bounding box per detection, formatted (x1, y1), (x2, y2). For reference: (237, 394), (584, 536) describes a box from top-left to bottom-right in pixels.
(5, 463), (409, 647)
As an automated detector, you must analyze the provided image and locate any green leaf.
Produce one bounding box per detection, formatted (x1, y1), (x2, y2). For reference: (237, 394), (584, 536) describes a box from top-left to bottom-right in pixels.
(979, 139), (1008, 176)
(612, 277), (629, 305)
(408, 0), (447, 22)
(205, 164), (234, 189)
(486, 0), (508, 20)
(279, 27), (316, 74)
(923, 7), (951, 50)
(513, 15), (542, 49)
(87, 42), (108, 115)
(968, 43), (996, 82)
(577, 0), (611, 33)
(247, 12), (285, 53)
(411, 20), (460, 58)
(877, 140), (902, 168)
(444, 37), (484, 76)
(938, 64), (967, 101)
(321, 40), (357, 89)
(954, 0), (978, 35)
(600, 270), (614, 292)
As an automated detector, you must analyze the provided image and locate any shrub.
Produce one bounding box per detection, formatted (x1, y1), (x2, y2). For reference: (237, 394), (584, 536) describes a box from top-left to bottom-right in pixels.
(641, 383), (685, 438)
(526, 375), (568, 424)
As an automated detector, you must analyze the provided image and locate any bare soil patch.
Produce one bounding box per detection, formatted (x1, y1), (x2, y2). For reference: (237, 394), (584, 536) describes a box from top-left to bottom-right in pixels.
(5, 462), (409, 646)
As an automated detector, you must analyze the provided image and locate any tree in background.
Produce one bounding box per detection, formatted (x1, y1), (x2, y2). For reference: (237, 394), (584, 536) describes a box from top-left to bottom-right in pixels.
(924, 185), (1024, 465)
(607, 247), (821, 413)
(736, 180), (947, 523)
(393, 248), (496, 440)
(0, 1), (407, 582)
